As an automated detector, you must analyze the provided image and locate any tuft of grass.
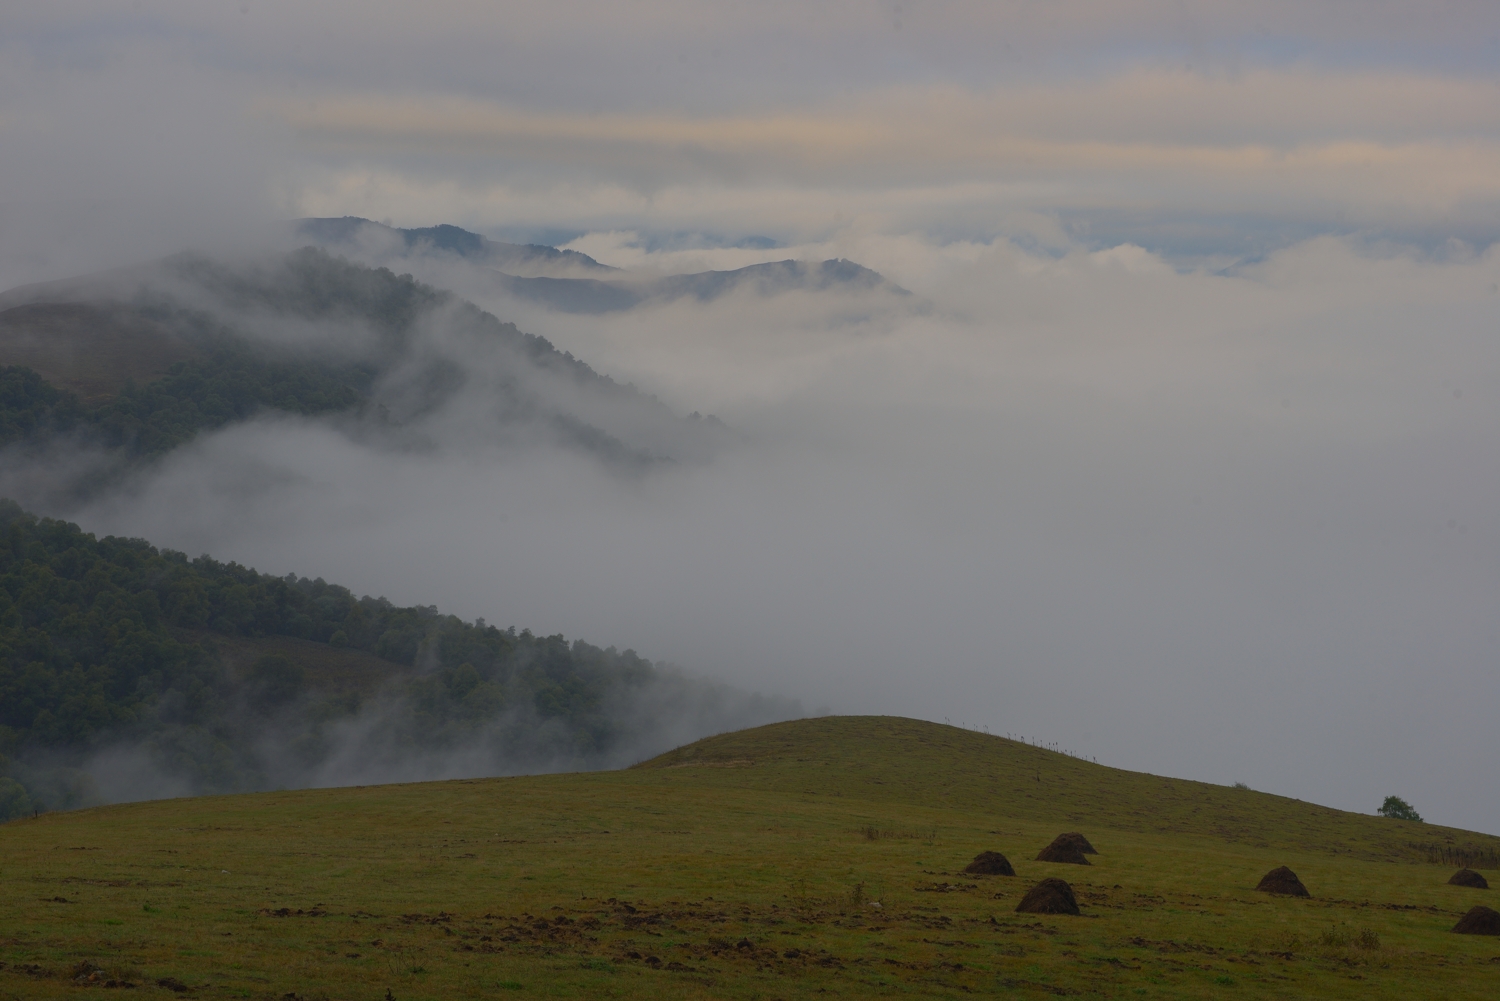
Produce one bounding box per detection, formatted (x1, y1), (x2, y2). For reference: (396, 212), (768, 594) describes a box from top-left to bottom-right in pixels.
(1315, 924), (1381, 950)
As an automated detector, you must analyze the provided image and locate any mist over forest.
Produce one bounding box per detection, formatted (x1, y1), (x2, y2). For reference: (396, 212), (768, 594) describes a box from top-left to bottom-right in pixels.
(0, 243), (817, 816)
(4, 3), (1500, 835)
(0, 499), (795, 819)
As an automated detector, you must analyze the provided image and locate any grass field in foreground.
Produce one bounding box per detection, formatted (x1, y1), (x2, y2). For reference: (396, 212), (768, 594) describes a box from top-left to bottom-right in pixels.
(1, 716), (1496, 1000)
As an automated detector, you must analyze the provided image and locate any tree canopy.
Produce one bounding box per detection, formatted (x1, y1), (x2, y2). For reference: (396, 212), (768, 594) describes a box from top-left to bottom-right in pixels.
(0, 500), (687, 817)
(1378, 795), (1422, 822)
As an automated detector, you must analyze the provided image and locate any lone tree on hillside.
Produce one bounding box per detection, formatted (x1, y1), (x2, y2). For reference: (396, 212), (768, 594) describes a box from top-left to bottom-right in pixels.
(1378, 795), (1422, 822)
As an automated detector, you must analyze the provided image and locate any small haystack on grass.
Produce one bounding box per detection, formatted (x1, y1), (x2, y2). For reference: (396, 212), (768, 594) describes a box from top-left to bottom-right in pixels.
(1055, 832), (1097, 854)
(963, 851), (1016, 876)
(1451, 905), (1500, 935)
(1036, 834), (1091, 865)
(1255, 866), (1310, 897)
(1448, 868), (1489, 889)
(1015, 877), (1080, 915)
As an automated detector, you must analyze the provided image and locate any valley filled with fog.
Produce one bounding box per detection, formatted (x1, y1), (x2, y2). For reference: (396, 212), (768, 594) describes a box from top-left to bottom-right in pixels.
(5, 224), (1492, 830)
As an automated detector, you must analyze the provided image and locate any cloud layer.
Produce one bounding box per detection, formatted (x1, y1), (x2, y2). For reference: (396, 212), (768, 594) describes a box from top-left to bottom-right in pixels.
(6, 2), (1500, 280)
(34, 231), (1498, 836)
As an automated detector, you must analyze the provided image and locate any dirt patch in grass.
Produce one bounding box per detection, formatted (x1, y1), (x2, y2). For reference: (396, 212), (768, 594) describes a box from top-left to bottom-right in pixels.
(1451, 906), (1500, 935)
(261, 906), (329, 917)
(963, 851), (1015, 876)
(1016, 878), (1080, 915)
(1255, 866), (1310, 897)
(1449, 869), (1489, 889)
(73, 962), (130, 989)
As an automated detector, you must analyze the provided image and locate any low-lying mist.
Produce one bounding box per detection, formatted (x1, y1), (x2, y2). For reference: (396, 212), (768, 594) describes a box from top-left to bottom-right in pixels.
(11, 230), (1500, 834)
(15, 647), (799, 813)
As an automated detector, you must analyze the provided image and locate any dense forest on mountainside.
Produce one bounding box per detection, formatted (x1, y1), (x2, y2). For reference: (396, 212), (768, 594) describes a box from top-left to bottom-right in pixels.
(0, 501), (783, 819)
(0, 248), (715, 476)
(0, 348), (367, 456)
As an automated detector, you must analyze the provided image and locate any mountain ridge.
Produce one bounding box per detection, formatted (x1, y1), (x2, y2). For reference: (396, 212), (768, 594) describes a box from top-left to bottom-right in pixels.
(294, 217), (620, 276)
(0, 247), (727, 477)
(292, 216), (920, 313)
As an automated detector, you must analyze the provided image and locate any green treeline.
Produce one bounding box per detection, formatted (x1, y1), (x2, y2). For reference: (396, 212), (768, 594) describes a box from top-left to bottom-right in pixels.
(0, 249), (751, 818)
(0, 366), (86, 444)
(0, 500), (662, 816)
(0, 247), (658, 462)
(0, 345), (369, 457)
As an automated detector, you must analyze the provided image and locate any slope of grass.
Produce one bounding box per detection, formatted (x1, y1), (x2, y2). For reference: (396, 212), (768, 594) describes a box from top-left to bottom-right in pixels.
(1, 716), (1496, 1000)
(635, 716), (1499, 863)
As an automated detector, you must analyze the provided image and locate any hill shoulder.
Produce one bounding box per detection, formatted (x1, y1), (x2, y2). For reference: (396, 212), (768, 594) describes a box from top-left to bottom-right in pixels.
(635, 716), (1500, 863)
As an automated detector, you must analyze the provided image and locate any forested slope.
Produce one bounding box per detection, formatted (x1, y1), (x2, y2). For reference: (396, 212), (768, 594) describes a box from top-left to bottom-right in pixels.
(0, 247), (724, 480)
(0, 502), (795, 818)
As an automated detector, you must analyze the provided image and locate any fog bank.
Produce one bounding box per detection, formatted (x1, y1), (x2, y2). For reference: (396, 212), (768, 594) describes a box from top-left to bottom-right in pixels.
(49, 231), (1500, 835)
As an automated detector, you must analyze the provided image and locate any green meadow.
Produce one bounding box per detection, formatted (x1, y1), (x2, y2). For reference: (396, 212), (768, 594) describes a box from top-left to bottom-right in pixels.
(2, 716), (1496, 999)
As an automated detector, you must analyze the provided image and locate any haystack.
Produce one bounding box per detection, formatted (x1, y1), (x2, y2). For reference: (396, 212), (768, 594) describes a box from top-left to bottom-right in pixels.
(1035, 834), (1091, 865)
(1451, 905), (1500, 935)
(1015, 877), (1080, 915)
(1254, 866), (1310, 897)
(1055, 832), (1097, 854)
(963, 851), (1016, 876)
(1448, 868), (1489, 889)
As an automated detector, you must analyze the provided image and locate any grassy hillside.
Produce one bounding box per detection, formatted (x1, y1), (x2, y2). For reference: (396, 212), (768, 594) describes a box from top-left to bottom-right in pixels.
(1, 716), (1496, 1000)
(637, 716), (1498, 864)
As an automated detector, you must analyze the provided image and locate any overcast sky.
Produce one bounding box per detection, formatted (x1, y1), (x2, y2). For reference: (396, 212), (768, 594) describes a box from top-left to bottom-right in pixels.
(3, 2), (1499, 833)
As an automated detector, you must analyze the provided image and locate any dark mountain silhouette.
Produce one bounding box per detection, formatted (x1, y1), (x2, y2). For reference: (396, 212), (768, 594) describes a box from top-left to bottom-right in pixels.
(293, 217), (917, 313)
(294, 217), (618, 276)
(0, 248), (727, 491)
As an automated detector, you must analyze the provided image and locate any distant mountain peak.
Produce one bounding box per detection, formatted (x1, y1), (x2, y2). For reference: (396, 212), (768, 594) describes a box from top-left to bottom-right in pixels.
(293, 217), (619, 277)
(292, 218), (918, 315)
